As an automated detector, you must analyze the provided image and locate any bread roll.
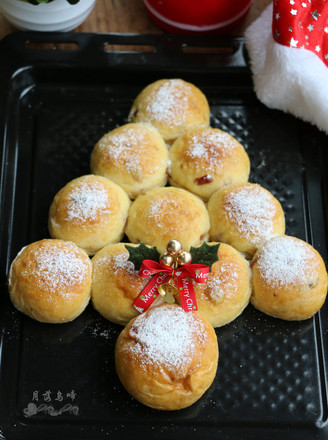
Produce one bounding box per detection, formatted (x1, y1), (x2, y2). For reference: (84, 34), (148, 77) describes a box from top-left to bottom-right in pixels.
(251, 235), (328, 320)
(208, 183), (285, 259)
(92, 243), (154, 325)
(125, 187), (210, 253)
(48, 174), (130, 255)
(8, 239), (92, 323)
(115, 304), (218, 410)
(128, 79), (210, 143)
(169, 127), (250, 200)
(90, 123), (168, 199)
(194, 243), (251, 327)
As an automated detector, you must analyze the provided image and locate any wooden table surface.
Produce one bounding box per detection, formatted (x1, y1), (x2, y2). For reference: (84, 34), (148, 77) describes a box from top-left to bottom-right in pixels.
(0, 0), (271, 40)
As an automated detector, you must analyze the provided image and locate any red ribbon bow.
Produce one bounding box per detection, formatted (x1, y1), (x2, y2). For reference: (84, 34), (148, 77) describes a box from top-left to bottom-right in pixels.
(132, 260), (209, 313)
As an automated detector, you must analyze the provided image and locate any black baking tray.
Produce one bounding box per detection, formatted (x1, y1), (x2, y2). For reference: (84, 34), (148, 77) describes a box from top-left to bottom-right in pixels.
(0, 32), (328, 440)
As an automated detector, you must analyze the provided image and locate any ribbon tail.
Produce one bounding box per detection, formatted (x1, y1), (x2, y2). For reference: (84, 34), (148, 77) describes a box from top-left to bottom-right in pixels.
(177, 276), (198, 312)
(132, 272), (171, 313)
(183, 264), (209, 284)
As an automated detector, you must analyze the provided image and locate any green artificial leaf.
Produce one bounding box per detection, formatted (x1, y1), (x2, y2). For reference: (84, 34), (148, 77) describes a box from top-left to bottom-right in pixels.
(189, 242), (220, 272)
(125, 242), (161, 271)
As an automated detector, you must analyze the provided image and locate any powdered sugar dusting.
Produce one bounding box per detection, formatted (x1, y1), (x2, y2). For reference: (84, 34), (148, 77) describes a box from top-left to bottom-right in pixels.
(66, 179), (111, 222)
(225, 185), (278, 244)
(95, 249), (148, 291)
(256, 236), (320, 288)
(97, 251), (135, 276)
(127, 306), (207, 374)
(111, 252), (135, 275)
(206, 262), (240, 302)
(186, 130), (238, 171)
(98, 127), (160, 176)
(145, 80), (191, 127)
(148, 197), (180, 228)
(22, 241), (90, 296)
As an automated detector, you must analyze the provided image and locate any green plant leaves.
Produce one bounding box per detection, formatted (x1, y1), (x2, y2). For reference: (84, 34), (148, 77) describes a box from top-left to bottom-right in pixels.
(125, 241), (220, 272)
(125, 243), (161, 271)
(189, 242), (220, 272)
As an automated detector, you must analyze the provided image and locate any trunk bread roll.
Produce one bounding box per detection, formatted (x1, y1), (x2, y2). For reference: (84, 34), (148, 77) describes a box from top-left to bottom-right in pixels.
(115, 304), (218, 410)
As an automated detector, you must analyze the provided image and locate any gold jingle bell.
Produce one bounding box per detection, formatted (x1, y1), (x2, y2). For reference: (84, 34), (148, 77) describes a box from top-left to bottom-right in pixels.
(160, 253), (174, 267)
(177, 251), (192, 266)
(158, 280), (178, 304)
(157, 239), (190, 304)
(166, 239), (182, 255)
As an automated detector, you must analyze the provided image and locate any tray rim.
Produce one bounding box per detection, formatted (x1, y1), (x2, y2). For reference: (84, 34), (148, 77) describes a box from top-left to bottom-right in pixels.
(0, 31), (328, 440)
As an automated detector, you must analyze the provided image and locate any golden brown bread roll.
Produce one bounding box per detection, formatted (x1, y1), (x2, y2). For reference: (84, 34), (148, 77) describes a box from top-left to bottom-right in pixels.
(48, 174), (130, 255)
(193, 243), (251, 327)
(115, 304), (218, 410)
(208, 183), (285, 259)
(125, 186), (210, 253)
(251, 235), (328, 320)
(169, 127), (250, 200)
(8, 239), (92, 323)
(90, 123), (168, 199)
(91, 242), (162, 325)
(128, 79), (210, 143)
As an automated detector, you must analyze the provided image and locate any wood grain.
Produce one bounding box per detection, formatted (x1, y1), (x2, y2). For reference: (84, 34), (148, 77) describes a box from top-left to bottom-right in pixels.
(0, 0), (272, 41)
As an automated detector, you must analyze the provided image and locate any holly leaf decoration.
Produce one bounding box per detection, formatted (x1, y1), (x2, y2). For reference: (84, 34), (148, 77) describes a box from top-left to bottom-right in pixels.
(125, 243), (161, 271)
(189, 242), (220, 272)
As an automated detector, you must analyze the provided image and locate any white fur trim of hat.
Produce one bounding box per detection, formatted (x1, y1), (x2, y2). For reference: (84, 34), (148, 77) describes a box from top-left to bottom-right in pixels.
(244, 1), (328, 135)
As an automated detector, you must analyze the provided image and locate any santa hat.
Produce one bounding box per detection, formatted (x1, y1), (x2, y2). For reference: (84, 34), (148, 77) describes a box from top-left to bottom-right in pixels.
(244, 0), (328, 134)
